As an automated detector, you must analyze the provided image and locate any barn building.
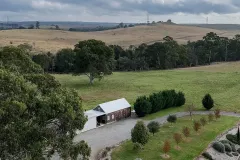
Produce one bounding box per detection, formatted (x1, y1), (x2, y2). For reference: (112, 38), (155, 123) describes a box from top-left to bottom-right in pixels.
(81, 98), (131, 132)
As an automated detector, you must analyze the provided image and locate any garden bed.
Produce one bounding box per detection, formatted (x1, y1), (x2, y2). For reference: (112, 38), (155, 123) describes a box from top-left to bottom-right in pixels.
(111, 115), (239, 160)
(198, 122), (240, 160)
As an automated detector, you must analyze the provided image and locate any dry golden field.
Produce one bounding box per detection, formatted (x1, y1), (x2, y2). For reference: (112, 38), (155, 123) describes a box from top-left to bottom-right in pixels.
(0, 24), (238, 53)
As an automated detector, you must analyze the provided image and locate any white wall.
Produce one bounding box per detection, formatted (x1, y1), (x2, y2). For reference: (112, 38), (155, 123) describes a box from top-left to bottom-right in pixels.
(81, 117), (97, 132)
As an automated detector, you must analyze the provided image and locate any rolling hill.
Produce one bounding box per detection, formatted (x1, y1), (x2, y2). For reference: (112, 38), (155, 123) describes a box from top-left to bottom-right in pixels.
(0, 24), (238, 53)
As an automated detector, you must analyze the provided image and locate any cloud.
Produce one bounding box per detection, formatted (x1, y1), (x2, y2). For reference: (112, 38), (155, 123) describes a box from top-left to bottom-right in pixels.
(31, 0), (68, 10)
(1, 0), (240, 23)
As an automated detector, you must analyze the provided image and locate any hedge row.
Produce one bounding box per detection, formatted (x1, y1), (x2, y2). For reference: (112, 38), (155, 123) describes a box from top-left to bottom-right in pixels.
(134, 90), (186, 117)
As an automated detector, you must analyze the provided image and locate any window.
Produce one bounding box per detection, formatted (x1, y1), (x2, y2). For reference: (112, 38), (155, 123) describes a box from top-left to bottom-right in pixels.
(112, 115), (114, 119)
(107, 116), (110, 121)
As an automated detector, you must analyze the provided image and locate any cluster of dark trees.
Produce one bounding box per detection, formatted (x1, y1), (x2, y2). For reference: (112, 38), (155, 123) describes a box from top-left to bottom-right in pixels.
(0, 46), (91, 159)
(134, 90), (185, 117)
(112, 32), (240, 71)
(69, 22), (135, 32)
(32, 40), (114, 84)
(31, 32), (240, 84)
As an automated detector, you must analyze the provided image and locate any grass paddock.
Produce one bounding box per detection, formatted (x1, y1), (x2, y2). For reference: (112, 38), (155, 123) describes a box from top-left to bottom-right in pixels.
(54, 62), (240, 114)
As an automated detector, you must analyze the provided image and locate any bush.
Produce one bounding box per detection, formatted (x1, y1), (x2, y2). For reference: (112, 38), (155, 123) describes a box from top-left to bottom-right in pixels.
(202, 152), (213, 160)
(214, 109), (221, 119)
(202, 94), (214, 110)
(200, 117), (207, 126)
(134, 96), (152, 117)
(237, 148), (240, 154)
(136, 90), (185, 115)
(212, 142), (225, 153)
(105, 147), (111, 151)
(226, 152), (233, 157)
(224, 143), (232, 152)
(237, 127), (240, 142)
(193, 121), (201, 133)
(226, 134), (240, 145)
(167, 115), (177, 124)
(232, 152), (239, 156)
(182, 127), (190, 138)
(176, 91), (186, 107)
(219, 140), (230, 144)
(220, 140), (236, 152)
(101, 150), (108, 158)
(133, 142), (144, 151)
(231, 143), (236, 152)
(161, 90), (177, 108)
(149, 92), (164, 113)
(147, 121), (160, 135)
(162, 140), (171, 154)
(131, 121), (150, 145)
(173, 133), (182, 145)
(208, 113), (214, 122)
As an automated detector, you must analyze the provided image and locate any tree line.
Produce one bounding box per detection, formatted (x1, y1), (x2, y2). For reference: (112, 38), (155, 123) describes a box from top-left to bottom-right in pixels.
(69, 22), (135, 32)
(112, 32), (240, 71)
(29, 32), (240, 84)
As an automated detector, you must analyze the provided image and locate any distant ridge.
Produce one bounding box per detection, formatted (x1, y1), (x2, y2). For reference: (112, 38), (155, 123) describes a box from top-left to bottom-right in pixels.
(182, 24), (240, 30)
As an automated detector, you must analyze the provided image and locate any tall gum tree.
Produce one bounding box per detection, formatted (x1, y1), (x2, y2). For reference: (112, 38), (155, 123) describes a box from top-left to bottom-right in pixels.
(0, 46), (91, 160)
(74, 40), (114, 85)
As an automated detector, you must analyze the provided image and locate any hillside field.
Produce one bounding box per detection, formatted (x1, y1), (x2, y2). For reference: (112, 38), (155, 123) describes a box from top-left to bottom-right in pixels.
(54, 62), (240, 114)
(0, 24), (238, 53)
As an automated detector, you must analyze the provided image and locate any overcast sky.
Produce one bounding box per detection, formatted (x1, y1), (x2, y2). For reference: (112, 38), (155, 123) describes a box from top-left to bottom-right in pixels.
(1, 0), (240, 24)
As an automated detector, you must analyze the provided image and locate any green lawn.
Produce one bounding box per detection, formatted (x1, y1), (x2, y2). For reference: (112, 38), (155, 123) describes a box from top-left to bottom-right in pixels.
(54, 62), (240, 114)
(111, 115), (239, 160)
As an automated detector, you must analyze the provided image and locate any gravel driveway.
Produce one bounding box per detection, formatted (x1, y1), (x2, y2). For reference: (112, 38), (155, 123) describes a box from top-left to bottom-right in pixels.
(74, 111), (240, 160)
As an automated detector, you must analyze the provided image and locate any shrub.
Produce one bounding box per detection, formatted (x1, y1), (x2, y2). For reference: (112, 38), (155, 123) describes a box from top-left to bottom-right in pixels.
(167, 115), (177, 124)
(220, 140), (230, 144)
(173, 133), (182, 146)
(134, 96), (152, 117)
(149, 92), (164, 113)
(212, 142), (225, 153)
(226, 134), (240, 145)
(214, 109), (221, 120)
(161, 90), (177, 109)
(186, 103), (195, 120)
(220, 140), (236, 151)
(208, 113), (214, 122)
(176, 91), (186, 107)
(202, 152), (213, 160)
(200, 117), (207, 126)
(202, 94), (214, 110)
(136, 90), (185, 115)
(101, 150), (108, 158)
(237, 127), (240, 142)
(162, 140), (171, 155)
(147, 121), (160, 135)
(224, 143), (232, 152)
(193, 121), (201, 133)
(237, 148), (240, 154)
(131, 121), (150, 145)
(226, 152), (233, 157)
(232, 152), (239, 156)
(231, 143), (236, 152)
(105, 147), (111, 151)
(133, 142), (144, 151)
(182, 127), (190, 138)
